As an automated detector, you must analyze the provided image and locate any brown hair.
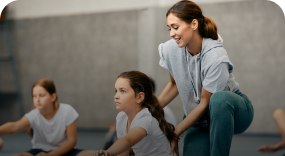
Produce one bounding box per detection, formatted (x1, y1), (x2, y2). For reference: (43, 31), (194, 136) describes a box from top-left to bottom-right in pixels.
(28, 78), (59, 137)
(166, 0), (218, 40)
(118, 71), (178, 142)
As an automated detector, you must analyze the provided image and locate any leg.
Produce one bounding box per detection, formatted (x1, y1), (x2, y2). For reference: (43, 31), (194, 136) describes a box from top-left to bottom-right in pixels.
(76, 150), (97, 156)
(273, 109), (285, 140)
(257, 109), (285, 153)
(12, 152), (33, 156)
(209, 90), (253, 156)
(183, 126), (210, 156)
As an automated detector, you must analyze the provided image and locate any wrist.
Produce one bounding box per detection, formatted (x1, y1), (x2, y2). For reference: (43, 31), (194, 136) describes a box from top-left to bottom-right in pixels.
(106, 150), (112, 156)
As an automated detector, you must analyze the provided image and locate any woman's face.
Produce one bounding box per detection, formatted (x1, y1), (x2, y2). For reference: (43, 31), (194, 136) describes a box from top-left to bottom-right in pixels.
(114, 77), (139, 112)
(167, 13), (194, 48)
(32, 85), (56, 111)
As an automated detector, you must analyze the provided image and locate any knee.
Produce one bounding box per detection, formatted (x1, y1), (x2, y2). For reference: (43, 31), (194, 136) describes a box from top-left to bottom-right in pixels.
(273, 109), (285, 121)
(209, 91), (233, 112)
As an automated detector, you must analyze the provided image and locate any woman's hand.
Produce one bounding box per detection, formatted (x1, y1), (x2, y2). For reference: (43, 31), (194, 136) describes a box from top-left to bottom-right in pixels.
(94, 149), (110, 156)
(170, 138), (179, 156)
(257, 145), (277, 153)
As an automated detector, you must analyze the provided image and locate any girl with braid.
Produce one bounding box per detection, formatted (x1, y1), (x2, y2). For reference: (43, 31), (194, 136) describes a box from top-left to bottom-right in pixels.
(94, 71), (178, 156)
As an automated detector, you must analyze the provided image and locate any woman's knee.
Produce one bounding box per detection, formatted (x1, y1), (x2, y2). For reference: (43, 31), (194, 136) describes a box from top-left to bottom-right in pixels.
(209, 91), (233, 112)
(273, 109), (285, 121)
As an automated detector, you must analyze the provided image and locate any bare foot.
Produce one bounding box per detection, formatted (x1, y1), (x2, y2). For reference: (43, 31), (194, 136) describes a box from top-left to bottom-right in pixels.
(257, 145), (277, 153)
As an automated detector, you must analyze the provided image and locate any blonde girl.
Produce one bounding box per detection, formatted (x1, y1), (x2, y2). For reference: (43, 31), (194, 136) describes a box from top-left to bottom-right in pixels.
(0, 78), (95, 156)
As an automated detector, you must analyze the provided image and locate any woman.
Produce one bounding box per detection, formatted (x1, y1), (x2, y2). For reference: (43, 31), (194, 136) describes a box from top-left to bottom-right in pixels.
(157, 1), (254, 156)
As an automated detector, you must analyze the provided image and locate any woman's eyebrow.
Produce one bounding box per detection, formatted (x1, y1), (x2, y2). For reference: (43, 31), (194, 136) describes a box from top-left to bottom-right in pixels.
(167, 23), (177, 27)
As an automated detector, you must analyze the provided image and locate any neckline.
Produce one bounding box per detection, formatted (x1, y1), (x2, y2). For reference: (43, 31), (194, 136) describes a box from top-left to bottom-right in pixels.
(124, 108), (147, 134)
(39, 104), (61, 121)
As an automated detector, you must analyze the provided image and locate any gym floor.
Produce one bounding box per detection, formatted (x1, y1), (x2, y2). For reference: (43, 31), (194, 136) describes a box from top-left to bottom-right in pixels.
(0, 130), (284, 156)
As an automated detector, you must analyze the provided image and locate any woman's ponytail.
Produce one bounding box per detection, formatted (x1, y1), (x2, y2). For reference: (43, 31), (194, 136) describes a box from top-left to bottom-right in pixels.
(201, 17), (218, 40)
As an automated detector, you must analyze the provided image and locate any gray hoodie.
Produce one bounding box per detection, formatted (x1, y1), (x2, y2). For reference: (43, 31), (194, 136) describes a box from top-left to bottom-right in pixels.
(159, 36), (239, 115)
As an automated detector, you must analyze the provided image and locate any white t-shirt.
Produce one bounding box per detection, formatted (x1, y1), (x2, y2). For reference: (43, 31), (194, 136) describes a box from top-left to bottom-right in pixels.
(25, 103), (79, 151)
(116, 108), (172, 156)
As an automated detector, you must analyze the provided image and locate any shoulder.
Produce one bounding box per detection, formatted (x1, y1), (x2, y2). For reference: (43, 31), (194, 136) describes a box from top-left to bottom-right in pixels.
(135, 108), (152, 120)
(131, 108), (154, 135)
(59, 103), (72, 108)
(24, 108), (40, 127)
(25, 108), (39, 117)
(116, 111), (127, 123)
(132, 108), (153, 127)
(59, 103), (76, 112)
(58, 103), (78, 117)
(59, 103), (79, 125)
(159, 39), (182, 56)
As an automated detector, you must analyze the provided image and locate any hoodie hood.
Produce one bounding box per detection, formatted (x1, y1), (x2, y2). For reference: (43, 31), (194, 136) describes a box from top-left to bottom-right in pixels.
(201, 34), (224, 58)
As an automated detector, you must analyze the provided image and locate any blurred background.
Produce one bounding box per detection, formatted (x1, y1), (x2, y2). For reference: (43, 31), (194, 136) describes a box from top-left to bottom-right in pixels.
(0, 0), (284, 135)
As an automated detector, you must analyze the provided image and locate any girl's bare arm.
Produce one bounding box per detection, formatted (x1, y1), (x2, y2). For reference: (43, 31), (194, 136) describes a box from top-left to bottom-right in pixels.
(95, 127), (147, 156)
(0, 116), (30, 135)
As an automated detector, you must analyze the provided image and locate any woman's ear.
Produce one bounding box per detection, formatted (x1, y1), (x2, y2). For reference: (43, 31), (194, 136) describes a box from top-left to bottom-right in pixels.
(136, 92), (145, 104)
(51, 93), (57, 103)
(192, 19), (199, 31)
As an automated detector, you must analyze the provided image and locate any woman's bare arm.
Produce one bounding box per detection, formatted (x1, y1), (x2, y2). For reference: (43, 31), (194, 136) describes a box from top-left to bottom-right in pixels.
(158, 72), (179, 108)
(175, 87), (212, 136)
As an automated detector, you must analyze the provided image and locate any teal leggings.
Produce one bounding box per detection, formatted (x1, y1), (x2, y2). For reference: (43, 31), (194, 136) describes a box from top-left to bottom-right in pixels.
(183, 90), (254, 156)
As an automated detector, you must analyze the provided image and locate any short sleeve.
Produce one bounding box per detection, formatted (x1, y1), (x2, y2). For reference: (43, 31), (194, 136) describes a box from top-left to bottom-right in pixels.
(131, 112), (152, 135)
(65, 105), (79, 126)
(158, 43), (168, 70)
(116, 112), (126, 138)
(203, 62), (229, 93)
(25, 109), (38, 128)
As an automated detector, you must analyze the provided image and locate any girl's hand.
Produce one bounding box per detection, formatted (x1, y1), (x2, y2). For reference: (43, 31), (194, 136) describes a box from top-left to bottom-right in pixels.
(170, 138), (179, 156)
(35, 152), (49, 156)
(257, 145), (277, 153)
(94, 149), (109, 156)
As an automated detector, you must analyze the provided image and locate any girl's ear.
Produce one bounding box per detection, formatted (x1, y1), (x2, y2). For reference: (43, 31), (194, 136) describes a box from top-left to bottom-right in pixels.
(51, 93), (57, 103)
(136, 92), (145, 104)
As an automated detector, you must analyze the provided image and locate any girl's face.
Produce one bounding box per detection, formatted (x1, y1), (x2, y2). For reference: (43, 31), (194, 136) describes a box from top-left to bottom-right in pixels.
(32, 85), (56, 111)
(114, 77), (139, 112)
(167, 13), (194, 48)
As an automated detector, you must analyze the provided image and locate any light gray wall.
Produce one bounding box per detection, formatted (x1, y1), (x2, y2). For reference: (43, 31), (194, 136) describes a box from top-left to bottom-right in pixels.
(1, 0), (285, 133)
(0, 10), (139, 128)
